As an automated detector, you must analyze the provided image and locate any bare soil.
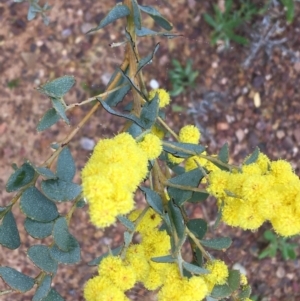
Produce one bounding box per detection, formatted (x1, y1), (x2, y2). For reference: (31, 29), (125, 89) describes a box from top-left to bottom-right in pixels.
(1, 1), (300, 300)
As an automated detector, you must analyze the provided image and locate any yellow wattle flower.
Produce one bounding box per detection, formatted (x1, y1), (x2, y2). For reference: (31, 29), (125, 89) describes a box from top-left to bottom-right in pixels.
(148, 88), (171, 108)
(138, 133), (162, 160)
(81, 132), (149, 228)
(179, 125), (201, 144)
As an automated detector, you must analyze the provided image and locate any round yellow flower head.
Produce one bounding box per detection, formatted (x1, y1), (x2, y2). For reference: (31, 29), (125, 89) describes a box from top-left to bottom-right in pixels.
(98, 255), (136, 291)
(179, 125), (201, 144)
(270, 204), (300, 237)
(84, 276), (112, 301)
(125, 244), (149, 281)
(204, 260), (229, 286)
(270, 159), (293, 177)
(138, 208), (163, 233)
(81, 132), (149, 228)
(158, 274), (208, 301)
(138, 133), (162, 160)
(207, 170), (230, 198)
(149, 88), (171, 108)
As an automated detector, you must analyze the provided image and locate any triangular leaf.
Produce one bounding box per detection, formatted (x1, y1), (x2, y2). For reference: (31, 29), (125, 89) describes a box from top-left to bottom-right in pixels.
(33, 275), (52, 301)
(0, 211), (20, 249)
(168, 169), (204, 206)
(168, 200), (185, 242)
(140, 94), (159, 129)
(99, 69), (130, 107)
(200, 237), (232, 250)
(218, 142), (229, 163)
(137, 43), (159, 74)
(210, 283), (232, 299)
(98, 99), (144, 128)
(51, 98), (69, 124)
(127, 123), (143, 138)
(37, 108), (61, 132)
(188, 191), (209, 203)
(31, 165), (57, 180)
(139, 186), (164, 215)
(151, 255), (175, 263)
(27, 4), (37, 20)
(228, 269), (240, 291)
(87, 4), (130, 33)
(37, 76), (75, 98)
(53, 217), (78, 252)
(24, 218), (53, 239)
(131, 0), (141, 29)
(0, 267), (34, 293)
(118, 68), (146, 99)
(117, 215), (135, 231)
(41, 179), (81, 202)
(239, 285), (251, 299)
(41, 289), (64, 301)
(182, 262), (209, 275)
(6, 162), (35, 192)
(244, 147), (260, 165)
(49, 241), (81, 264)
(20, 187), (59, 222)
(136, 27), (179, 39)
(57, 147), (76, 182)
(139, 5), (173, 30)
(28, 245), (58, 274)
(105, 83), (131, 107)
(186, 218), (207, 240)
(163, 141), (205, 158)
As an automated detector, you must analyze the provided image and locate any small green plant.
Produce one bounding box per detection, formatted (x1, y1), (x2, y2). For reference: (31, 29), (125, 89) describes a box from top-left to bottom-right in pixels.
(14, 0), (52, 25)
(168, 58), (199, 97)
(280, 0), (295, 23)
(203, 0), (259, 47)
(258, 230), (298, 260)
(7, 79), (20, 89)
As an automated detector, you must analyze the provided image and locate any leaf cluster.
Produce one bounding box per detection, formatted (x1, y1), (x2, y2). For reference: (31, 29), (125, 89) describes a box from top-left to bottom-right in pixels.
(168, 59), (199, 97)
(204, 0), (259, 47)
(14, 0), (52, 25)
(1, 147), (82, 300)
(258, 230), (298, 260)
(279, 0), (295, 23)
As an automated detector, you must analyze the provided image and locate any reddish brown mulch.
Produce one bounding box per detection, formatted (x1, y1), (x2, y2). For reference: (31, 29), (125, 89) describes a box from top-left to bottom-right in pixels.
(1, 1), (300, 300)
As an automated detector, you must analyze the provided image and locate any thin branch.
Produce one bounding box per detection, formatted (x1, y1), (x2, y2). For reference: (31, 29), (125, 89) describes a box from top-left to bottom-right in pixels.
(158, 117), (179, 140)
(186, 227), (212, 261)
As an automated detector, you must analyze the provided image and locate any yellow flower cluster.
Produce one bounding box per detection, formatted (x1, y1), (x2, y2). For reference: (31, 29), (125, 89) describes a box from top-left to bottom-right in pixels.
(203, 260), (229, 292)
(158, 264), (208, 301)
(83, 256), (134, 301)
(81, 133), (162, 228)
(179, 125), (201, 144)
(148, 88), (171, 108)
(166, 125), (219, 177)
(207, 153), (300, 236)
(138, 133), (162, 160)
(127, 208), (173, 290)
(168, 125), (201, 164)
(84, 208), (231, 301)
(84, 208), (171, 300)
